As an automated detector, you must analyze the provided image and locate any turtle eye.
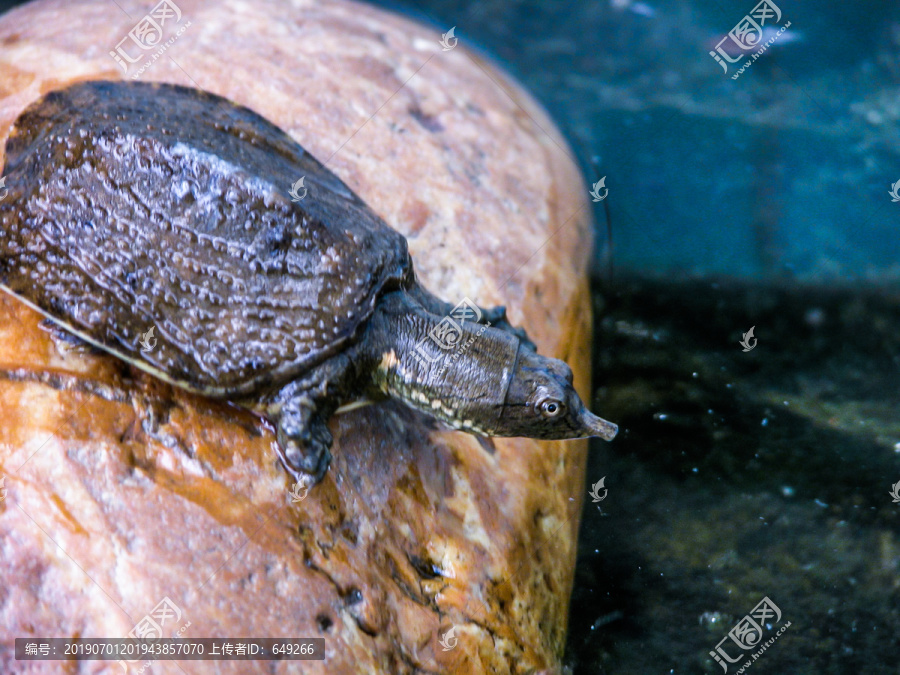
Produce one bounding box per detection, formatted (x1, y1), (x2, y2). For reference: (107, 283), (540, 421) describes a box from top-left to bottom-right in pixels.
(540, 399), (565, 418)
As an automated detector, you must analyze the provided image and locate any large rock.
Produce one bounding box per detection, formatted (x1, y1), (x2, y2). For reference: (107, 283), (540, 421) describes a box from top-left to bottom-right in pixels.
(0, 0), (595, 672)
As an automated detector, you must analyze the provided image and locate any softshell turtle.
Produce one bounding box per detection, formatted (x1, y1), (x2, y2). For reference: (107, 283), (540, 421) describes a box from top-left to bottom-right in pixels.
(0, 81), (617, 483)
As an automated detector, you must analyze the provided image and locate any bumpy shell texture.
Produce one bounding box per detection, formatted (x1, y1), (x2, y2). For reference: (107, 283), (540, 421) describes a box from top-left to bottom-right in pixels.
(0, 81), (411, 396)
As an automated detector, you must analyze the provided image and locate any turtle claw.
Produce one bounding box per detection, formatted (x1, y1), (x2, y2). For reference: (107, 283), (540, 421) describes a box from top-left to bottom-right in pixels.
(280, 438), (332, 484)
(482, 305), (537, 351)
(39, 319), (104, 356)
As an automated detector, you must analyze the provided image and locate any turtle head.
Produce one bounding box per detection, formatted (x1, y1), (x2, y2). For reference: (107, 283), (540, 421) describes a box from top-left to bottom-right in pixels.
(497, 348), (618, 441)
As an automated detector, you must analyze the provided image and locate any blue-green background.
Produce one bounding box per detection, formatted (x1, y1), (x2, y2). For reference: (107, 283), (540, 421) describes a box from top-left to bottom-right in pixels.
(371, 0), (900, 283)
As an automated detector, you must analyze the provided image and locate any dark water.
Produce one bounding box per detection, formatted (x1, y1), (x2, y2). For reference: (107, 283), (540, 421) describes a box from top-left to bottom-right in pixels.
(361, 1), (900, 672)
(577, 278), (900, 673)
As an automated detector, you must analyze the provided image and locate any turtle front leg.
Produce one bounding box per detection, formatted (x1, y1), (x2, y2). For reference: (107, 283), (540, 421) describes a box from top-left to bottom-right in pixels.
(268, 353), (356, 484)
(408, 284), (537, 351)
(275, 396), (334, 483)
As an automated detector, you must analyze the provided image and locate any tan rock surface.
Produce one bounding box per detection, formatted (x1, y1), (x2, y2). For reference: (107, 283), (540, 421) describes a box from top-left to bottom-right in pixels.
(0, 0), (595, 673)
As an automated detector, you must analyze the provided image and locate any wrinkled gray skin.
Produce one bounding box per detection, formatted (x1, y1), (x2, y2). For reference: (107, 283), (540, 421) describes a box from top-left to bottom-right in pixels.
(0, 80), (617, 484)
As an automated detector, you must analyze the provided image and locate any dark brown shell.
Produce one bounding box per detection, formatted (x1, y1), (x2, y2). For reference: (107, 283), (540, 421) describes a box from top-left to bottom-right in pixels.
(0, 81), (411, 396)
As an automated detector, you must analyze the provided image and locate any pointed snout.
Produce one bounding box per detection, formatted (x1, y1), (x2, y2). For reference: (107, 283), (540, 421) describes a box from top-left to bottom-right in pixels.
(579, 409), (618, 441)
